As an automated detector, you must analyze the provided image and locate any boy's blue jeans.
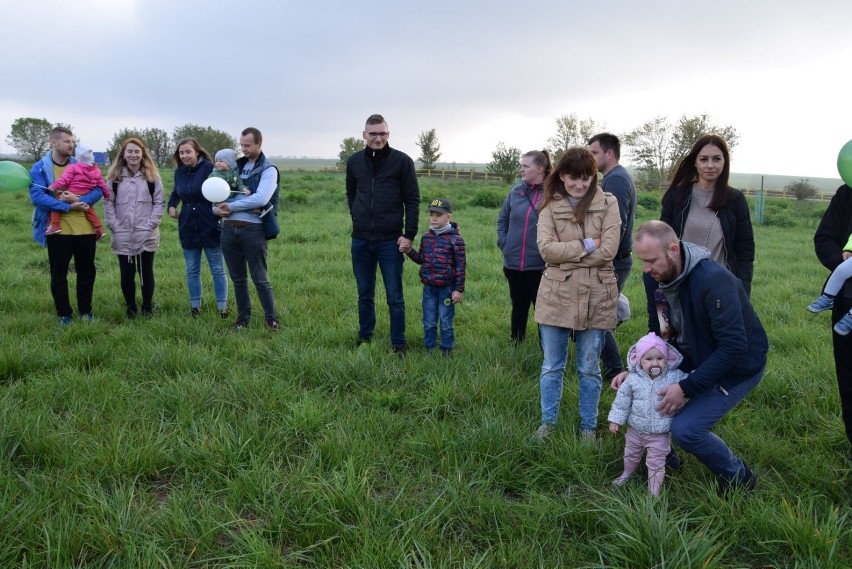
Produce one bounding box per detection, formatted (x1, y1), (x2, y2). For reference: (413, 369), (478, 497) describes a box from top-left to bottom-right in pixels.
(422, 285), (455, 350)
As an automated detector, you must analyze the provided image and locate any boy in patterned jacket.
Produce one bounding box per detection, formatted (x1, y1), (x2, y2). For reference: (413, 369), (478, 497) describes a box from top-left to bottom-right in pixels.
(406, 197), (466, 355)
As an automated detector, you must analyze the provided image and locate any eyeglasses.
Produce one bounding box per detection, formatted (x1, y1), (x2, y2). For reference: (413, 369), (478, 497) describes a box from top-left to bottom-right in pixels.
(366, 131), (389, 138)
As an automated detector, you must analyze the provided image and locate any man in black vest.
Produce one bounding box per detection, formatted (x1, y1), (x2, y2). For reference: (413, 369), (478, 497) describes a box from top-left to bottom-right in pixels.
(346, 114), (420, 352)
(214, 127), (279, 331)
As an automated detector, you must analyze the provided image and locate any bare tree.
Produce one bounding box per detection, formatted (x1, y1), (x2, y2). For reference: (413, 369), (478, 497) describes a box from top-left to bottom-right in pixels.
(547, 114), (601, 161)
(623, 116), (672, 190)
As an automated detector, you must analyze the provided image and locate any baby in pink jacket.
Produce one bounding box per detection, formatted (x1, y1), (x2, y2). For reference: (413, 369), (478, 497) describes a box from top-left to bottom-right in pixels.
(47, 145), (111, 240)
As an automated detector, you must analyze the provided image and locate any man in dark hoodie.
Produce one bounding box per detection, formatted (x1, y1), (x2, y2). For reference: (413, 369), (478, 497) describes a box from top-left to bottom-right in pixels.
(346, 114), (420, 352)
(616, 220), (768, 493)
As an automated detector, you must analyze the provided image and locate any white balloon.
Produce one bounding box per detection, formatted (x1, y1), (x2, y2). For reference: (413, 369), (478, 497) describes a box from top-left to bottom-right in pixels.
(201, 177), (231, 203)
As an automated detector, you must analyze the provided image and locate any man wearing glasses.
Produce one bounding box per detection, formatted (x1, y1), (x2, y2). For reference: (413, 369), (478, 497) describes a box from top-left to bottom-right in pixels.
(346, 114), (421, 353)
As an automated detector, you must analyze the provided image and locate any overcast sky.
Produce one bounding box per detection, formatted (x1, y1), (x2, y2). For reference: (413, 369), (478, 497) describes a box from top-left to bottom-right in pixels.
(2, 0), (850, 179)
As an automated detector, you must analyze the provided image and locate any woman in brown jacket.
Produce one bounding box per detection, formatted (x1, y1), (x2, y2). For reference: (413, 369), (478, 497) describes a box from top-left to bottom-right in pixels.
(533, 147), (621, 439)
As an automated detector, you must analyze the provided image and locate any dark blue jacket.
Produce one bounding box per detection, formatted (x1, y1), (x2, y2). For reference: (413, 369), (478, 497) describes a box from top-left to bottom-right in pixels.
(407, 223), (466, 291)
(645, 256), (767, 397)
(168, 157), (220, 249)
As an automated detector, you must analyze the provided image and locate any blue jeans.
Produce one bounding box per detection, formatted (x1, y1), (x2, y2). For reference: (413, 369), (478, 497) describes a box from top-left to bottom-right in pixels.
(182, 247), (228, 310)
(601, 256), (632, 377)
(351, 238), (406, 347)
(671, 367), (763, 483)
(422, 285), (455, 350)
(539, 325), (605, 430)
(221, 223), (276, 323)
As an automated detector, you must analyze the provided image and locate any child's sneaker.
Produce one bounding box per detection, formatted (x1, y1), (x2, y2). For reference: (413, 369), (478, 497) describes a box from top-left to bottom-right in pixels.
(45, 225), (62, 236)
(95, 229), (106, 241)
(834, 312), (852, 336)
(808, 294), (834, 313)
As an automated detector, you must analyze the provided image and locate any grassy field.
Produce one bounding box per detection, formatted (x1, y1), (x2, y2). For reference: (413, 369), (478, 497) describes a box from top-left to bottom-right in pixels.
(0, 171), (848, 567)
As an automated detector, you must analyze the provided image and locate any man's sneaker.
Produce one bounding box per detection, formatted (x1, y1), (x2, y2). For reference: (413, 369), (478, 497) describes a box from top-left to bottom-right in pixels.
(266, 319), (279, 331)
(356, 337), (371, 347)
(391, 344), (408, 356)
(440, 348), (453, 357)
(59, 316), (72, 326)
(190, 307), (202, 318)
(231, 320), (249, 331)
(45, 225), (62, 236)
(95, 229), (106, 241)
(834, 312), (852, 336)
(80, 313), (94, 321)
(808, 294), (834, 313)
(533, 423), (554, 439)
(219, 308), (230, 319)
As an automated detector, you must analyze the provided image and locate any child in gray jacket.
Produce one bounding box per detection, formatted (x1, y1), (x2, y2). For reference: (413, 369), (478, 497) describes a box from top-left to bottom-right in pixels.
(608, 332), (687, 496)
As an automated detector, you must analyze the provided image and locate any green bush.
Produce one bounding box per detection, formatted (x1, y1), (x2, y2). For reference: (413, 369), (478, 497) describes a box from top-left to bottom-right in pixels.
(469, 190), (504, 208)
(636, 193), (660, 212)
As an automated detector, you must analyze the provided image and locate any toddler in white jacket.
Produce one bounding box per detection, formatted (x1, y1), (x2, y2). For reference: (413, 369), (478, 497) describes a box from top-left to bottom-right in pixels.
(608, 332), (687, 496)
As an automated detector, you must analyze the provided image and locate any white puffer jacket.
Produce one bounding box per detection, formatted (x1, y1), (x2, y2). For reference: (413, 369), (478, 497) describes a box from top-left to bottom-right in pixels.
(607, 343), (689, 434)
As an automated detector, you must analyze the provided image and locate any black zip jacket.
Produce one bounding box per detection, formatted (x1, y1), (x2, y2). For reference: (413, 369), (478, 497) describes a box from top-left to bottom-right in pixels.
(346, 145), (420, 241)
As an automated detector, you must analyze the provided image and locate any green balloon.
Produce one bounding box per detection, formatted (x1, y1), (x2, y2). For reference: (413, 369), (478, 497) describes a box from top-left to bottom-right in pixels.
(0, 161), (31, 192)
(838, 139), (852, 188)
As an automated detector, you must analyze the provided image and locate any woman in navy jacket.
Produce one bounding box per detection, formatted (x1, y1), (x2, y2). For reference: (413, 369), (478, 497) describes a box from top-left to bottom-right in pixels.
(167, 138), (229, 317)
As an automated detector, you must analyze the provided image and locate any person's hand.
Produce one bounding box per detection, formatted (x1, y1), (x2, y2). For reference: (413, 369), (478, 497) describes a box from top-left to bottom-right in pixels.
(593, 238), (601, 248)
(242, 189), (251, 196)
(656, 383), (686, 416)
(843, 251), (852, 261)
(213, 203), (231, 217)
(609, 370), (628, 391)
(70, 201), (89, 212)
(59, 191), (79, 203)
(397, 236), (412, 253)
(608, 422), (620, 434)
(451, 291), (463, 304)
(168, 206), (179, 219)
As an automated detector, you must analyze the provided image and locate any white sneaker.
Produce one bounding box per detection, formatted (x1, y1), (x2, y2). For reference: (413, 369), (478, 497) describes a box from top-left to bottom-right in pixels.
(533, 424), (554, 439)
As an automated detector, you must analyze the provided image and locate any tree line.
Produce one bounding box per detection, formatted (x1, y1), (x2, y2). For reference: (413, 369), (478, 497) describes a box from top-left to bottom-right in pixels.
(5, 118), (236, 166)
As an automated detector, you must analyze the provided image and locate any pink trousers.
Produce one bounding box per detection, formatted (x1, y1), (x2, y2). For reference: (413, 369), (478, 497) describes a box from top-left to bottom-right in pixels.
(613, 426), (670, 496)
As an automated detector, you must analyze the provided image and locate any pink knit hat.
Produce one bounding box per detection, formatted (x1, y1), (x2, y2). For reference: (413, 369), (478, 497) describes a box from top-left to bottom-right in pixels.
(626, 332), (680, 369)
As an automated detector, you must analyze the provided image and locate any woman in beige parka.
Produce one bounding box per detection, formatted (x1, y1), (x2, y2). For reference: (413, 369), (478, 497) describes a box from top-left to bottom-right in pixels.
(533, 147), (621, 439)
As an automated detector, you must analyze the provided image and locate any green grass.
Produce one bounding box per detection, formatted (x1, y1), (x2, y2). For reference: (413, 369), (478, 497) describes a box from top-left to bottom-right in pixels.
(0, 172), (848, 567)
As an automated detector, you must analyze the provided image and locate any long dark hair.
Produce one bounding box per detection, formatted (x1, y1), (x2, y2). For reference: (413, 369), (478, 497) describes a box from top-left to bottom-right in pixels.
(541, 147), (598, 223)
(665, 133), (732, 210)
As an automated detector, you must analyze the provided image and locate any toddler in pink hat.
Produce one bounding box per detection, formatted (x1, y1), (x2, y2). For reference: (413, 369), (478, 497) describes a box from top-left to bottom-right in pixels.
(608, 332), (688, 496)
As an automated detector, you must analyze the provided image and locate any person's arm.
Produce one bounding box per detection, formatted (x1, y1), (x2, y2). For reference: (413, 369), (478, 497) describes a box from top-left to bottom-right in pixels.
(29, 162), (72, 213)
(345, 160), (357, 212)
(677, 272), (749, 397)
(405, 247), (423, 264)
(227, 167), (275, 212)
(400, 156), (420, 242)
(607, 379), (633, 431)
(145, 179), (166, 230)
(537, 204), (586, 263)
(496, 191), (512, 250)
(167, 169), (181, 211)
(814, 185), (852, 272)
(731, 191), (755, 295)
(578, 194), (621, 266)
(103, 178), (117, 229)
(453, 234), (466, 295)
(604, 175), (633, 243)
